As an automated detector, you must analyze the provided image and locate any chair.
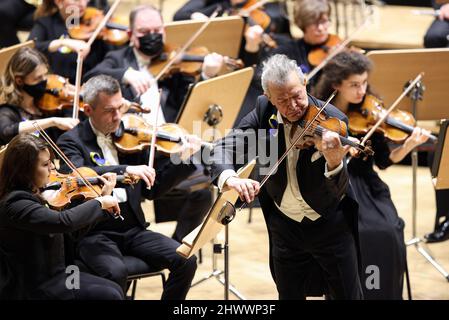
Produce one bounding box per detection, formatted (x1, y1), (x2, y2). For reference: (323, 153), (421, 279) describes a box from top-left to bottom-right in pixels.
(74, 255), (166, 300)
(123, 255), (166, 300)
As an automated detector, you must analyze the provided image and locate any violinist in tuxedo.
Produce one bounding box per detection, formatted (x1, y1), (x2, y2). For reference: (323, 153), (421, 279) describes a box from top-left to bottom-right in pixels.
(210, 54), (362, 299)
(56, 75), (200, 299)
(84, 4), (224, 123)
(84, 4), (214, 243)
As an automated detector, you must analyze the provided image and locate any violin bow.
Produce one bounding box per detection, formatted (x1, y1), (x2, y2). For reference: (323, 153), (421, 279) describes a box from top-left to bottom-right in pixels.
(238, 90), (338, 210)
(359, 73), (425, 146)
(238, 0), (270, 17)
(154, 7), (220, 82)
(72, 0), (122, 119)
(306, 17), (371, 83)
(32, 121), (124, 220)
(148, 90), (162, 170)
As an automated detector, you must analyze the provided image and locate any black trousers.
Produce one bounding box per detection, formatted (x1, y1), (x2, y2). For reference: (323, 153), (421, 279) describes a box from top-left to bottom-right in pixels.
(0, 0), (35, 48)
(154, 188), (212, 243)
(77, 226), (197, 300)
(424, 19), (449, 48)
(265, 205), (363, 300)
(31, 271), (124, 300)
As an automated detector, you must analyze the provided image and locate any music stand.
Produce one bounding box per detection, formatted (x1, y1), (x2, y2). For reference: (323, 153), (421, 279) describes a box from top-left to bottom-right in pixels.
(164, 16), (244, 59)
(175, 68), (254, 300)
(367, 49), (449, 281)
(176, 67), (254, 142)
(177, 159), (257, 300)
(0, 40), (34, 76)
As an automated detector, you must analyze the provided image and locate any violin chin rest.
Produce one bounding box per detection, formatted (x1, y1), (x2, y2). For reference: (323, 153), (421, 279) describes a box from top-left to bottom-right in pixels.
(114, 121), (125, 138)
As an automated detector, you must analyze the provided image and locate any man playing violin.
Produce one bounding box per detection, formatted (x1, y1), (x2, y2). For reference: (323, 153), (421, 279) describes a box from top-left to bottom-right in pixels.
(84, 4), (225, 123)
(56, 75), (201, 299)
(29, 0), (116, 84)
(210, 54), (362, 299)
(84, 4), (216, 244)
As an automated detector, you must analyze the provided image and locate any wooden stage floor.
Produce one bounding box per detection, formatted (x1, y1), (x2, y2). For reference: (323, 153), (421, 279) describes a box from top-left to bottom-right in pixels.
(140, 165), (449, 300)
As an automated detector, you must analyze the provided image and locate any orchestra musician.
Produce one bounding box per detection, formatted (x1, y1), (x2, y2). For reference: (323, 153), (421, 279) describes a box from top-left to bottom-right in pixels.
(84, 4), (224, 123)
(210, 54), (362, 299)
(0, 47), (79, 145)
(313, 50), (431, 299)
(83, 4), (214, 243)
(28, 0), (116, 84)
(0, 133), (123, 300)
(56, 75), (199, 299)
(260, 0), (334, 91)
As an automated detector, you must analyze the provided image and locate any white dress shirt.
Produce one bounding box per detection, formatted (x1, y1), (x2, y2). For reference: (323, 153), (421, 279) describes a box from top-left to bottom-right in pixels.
(89, 119), (127, 202)
(133, 48), (166, 126)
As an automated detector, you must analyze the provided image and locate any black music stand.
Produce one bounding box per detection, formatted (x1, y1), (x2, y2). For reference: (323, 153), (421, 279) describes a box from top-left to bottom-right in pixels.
(177, 159), (257, 300)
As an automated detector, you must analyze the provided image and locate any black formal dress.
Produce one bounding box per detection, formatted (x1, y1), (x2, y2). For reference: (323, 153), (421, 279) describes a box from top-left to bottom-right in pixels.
(0, 190), (124, 300)
(210, 94), (362, 299)
(0, 103), (64, 145)
(424, 0), (449, 48)
(349, 132), (406, 299)
(56, 120), (198, 299)
(28, 12), (114, 83)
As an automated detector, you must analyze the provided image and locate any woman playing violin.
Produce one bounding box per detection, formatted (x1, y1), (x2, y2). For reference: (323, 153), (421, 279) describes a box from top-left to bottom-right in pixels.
(268, 0), (332, 87)
(29, 0), (115, 83)
(0, 47), (78, 145)
(313, 50), (430, 299)
(0, 133), (123, 299)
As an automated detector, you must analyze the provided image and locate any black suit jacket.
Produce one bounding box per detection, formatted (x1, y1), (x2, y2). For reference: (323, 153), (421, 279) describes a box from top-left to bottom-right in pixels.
(0, 190), (107, 299)
(83, 46), (195, 123)
(56, 119), (197, 230)
(211, 94), (358, 222)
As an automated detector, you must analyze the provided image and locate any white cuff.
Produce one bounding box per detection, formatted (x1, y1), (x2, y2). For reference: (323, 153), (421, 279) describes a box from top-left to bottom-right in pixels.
(324, 161), (343, 179)
(218, 169), (238, 191)
(112, 188), (128, 203)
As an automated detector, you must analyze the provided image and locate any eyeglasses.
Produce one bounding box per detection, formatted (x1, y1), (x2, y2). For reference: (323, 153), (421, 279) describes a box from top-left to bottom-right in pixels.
(312, 18), (331, 28)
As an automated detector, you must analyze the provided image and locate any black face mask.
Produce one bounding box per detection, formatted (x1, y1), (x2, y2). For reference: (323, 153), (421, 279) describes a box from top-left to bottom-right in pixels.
(138, 32), (164, 57)
(22, 79), (47, 100)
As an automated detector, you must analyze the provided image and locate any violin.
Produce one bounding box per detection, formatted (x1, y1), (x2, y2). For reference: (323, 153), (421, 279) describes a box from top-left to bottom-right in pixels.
(68, 7), (129, 46)
(307, 34), (342, 67)
(113, 113), (213, 154)
(232, 0), (277, 48)
(291, 104), (374, 156)
(37, 74), (85, 113)
(37, 74), (147, 114)
(42, 167), (140, 210)
(347, 94), (438, 144)
(149, 45), (244, 79)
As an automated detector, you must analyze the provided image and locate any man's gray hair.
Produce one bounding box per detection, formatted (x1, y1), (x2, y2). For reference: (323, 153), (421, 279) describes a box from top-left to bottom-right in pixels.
(82, 75), (121, 108)
(261, 54), (305, 96)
